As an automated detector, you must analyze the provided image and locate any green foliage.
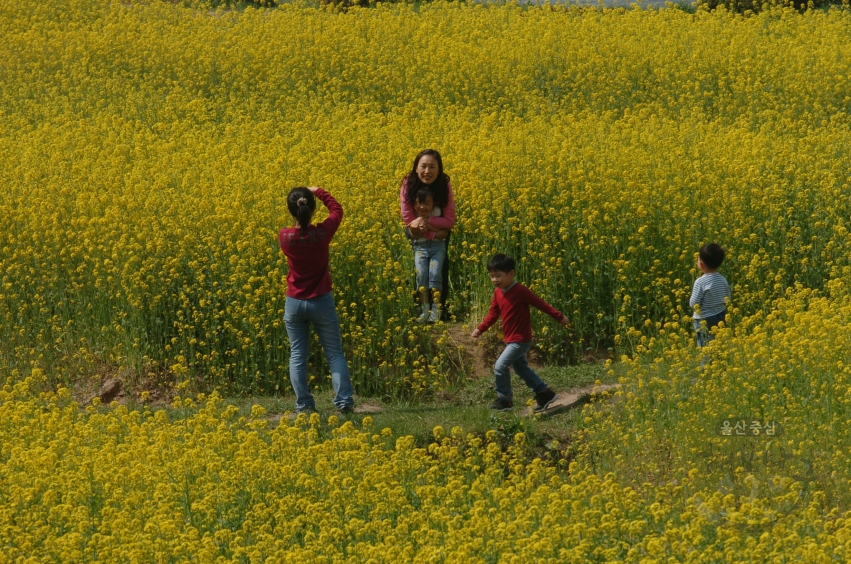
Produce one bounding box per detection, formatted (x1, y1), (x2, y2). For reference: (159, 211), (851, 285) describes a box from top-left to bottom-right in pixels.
(697, 0), (844, 14)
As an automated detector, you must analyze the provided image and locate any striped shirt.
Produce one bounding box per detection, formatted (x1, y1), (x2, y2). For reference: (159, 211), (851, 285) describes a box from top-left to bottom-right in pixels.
(689, 272), (731, 319)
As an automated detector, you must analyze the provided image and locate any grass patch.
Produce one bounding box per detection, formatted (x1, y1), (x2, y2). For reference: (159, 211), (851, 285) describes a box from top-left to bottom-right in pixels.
(220, 360), (618, 463)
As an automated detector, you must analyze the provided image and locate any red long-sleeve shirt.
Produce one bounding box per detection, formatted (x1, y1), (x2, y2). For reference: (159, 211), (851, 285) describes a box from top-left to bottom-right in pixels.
(278, 188), (342, 300)
(399, 178), (456, 240)
(477, 283), (566, 343)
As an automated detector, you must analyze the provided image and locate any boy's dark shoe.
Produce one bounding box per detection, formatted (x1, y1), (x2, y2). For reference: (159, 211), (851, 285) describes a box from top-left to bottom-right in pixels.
(533, 388), (557, 413)
(490, 397), (514, 411)
(336, 405), (354, 416)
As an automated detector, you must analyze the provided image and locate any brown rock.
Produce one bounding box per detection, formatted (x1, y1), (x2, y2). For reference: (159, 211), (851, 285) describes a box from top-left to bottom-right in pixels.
(99, 378), (121, 404)
(521, 383), (620, 417)
(354, 403), (382, 414)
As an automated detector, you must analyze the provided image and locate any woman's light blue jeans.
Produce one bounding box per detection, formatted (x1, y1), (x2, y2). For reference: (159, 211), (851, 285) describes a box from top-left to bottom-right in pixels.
(412, 239), (446, 299)
(494, 341), (548, 399)
(284, 292), (354, 412)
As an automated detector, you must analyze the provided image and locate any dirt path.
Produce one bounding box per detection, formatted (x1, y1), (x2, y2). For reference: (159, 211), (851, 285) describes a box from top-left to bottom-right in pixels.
(445, 323), (493, 380)
(78, 322), (618, 421)
(445, 322), (620, 416)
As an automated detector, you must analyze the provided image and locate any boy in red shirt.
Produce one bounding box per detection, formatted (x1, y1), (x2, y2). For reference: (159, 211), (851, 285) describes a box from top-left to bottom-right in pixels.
(471, 254), (569, 412)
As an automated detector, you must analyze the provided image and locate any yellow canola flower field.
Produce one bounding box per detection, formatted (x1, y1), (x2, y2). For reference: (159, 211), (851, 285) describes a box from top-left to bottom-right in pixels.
(582, 280), (851, 517)
(2, 365), (851, 562)
(4, 1), (851, 556)
(3, 0), (851, 394)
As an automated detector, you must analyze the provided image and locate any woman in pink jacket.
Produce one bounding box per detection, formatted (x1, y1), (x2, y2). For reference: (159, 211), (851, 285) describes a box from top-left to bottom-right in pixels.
(399, 149), (456, 321)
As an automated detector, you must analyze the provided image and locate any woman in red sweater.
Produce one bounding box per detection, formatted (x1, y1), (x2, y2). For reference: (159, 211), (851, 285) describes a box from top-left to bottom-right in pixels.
(279, 186), (353, 414)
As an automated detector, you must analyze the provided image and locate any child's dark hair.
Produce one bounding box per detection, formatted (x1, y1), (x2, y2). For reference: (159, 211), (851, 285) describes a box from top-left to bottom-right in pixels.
(487, 254), (516, 273)
(414, 187), (435, 204)
(403, 149), (450, 208)
(287, 187), (315, 234)
(699, 243), (725, 270)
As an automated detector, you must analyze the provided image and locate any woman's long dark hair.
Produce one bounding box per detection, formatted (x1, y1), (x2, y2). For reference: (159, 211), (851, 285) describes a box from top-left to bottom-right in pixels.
(287, 187), (315, 234)
(403, 149), (450, 209)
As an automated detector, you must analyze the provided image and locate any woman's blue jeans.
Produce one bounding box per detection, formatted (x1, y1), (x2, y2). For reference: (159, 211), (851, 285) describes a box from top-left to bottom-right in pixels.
(494, 341), (548, 399)
(284, 292), (354, 411)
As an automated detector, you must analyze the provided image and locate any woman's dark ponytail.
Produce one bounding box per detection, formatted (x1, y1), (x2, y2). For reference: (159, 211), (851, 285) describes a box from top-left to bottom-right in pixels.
(287, 187), (316, 234)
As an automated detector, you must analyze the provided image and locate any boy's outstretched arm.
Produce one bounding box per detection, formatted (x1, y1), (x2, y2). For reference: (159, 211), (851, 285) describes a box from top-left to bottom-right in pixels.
(521, 286), (567, 325)
(472, 292), (501, 338)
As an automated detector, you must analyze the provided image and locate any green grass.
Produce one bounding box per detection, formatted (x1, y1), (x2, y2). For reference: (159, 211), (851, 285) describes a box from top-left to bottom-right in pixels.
(220, 361), (618, 461)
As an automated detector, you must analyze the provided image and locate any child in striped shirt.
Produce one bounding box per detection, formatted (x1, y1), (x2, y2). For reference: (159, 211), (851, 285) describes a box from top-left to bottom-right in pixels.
(690, 243), (731, 347)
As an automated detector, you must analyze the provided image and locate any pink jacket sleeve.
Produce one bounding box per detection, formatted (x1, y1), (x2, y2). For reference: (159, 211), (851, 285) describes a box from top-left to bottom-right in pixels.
(399, 177), (417, 227)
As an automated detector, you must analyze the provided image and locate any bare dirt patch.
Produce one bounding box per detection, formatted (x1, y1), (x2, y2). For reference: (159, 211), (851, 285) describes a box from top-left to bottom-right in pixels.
(445, 323), (494, 380)
(69, 360), (174, 409)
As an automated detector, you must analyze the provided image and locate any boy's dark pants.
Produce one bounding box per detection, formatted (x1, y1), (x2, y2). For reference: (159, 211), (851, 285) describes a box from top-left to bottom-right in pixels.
(694, 309), (727, 348)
